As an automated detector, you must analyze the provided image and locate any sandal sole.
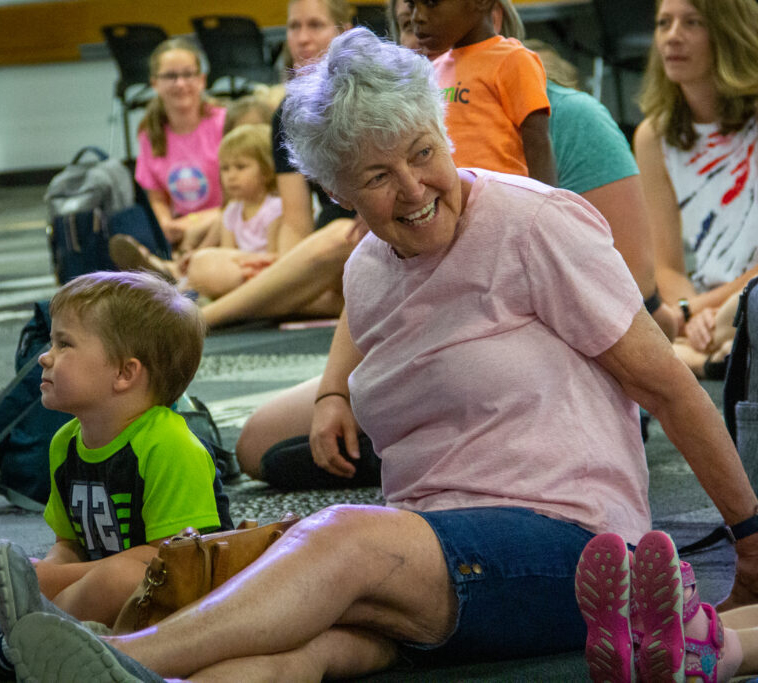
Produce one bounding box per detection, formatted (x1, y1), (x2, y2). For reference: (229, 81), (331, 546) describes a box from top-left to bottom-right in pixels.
(575, 533), (634, 683)
(633, 530), (685, 683)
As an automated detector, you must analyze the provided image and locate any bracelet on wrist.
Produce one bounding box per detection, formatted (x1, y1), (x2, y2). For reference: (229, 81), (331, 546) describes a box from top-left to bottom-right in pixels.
(314, 392), (349, 405)
(727, 511), (758, 543)
(644, 288), (662, 315)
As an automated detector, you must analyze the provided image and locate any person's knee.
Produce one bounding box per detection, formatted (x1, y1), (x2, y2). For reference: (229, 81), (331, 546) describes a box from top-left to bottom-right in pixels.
(187, 250), (244, 299)
(291, 506), (390, 555)
(53, 560), (144, 624)
(236, 413), (269, 477)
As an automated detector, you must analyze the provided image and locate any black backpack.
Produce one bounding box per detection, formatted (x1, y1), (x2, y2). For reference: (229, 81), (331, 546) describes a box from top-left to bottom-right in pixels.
(723, 277), (758, 484)
(45, 147), (171, 284)
(0, 302), (69, 509)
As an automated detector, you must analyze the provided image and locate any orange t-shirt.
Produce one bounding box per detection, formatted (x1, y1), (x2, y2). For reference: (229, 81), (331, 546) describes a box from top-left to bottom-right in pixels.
(433, 36), (549, 176)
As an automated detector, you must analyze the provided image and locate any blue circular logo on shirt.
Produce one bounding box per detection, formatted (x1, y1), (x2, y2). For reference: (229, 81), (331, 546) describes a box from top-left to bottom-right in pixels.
(168, 165), (209, 205)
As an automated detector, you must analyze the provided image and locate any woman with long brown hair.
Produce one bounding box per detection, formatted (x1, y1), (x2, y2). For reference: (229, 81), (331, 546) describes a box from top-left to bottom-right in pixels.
(635, 0), (758, 378)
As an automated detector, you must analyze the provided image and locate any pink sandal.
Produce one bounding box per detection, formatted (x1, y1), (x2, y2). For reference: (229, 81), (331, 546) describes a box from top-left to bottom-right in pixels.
(680, 562), (734, 682)
(575, 533), (635, 682)
(633, 530), (685, 682)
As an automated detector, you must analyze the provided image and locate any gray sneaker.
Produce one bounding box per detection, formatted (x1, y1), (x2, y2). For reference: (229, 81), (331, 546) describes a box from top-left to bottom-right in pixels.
(9, 613), (165, 683)
(0, 541), (42, 639)
(0, 541), (109, 640)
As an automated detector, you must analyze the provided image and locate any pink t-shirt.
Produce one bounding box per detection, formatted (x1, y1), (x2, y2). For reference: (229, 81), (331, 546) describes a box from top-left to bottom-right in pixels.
(344, 170), (650, 543)
(222, 195), (283, 252)
(135, 106), (226, 216)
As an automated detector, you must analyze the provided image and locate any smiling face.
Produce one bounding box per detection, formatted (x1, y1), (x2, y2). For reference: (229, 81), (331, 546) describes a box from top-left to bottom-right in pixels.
(655, 0), (713, 87)
(151, 48), (206, 114)
(407, 0), (494, 53)
(333, 129), (463, 258)
(287, 0), (344, 68)
(220, 153), (266, 202)
(38, 309), (121, 417)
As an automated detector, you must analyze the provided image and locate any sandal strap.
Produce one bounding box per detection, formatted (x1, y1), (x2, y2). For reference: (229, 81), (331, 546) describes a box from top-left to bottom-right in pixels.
(680, 561), (701, 622)
(684, 603), (725, 683)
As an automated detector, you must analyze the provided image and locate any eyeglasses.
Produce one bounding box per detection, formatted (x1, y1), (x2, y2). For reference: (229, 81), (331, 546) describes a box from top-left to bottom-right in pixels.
(155, 70), (201, 83)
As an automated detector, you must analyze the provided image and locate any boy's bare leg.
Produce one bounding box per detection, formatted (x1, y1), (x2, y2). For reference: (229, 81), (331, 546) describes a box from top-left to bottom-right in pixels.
(106, 505), (455, 679)
(186, 626), (398, 682)
(35, 546), (157, 626)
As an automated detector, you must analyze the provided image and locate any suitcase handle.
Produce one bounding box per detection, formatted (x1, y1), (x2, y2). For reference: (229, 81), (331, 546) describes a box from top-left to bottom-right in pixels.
(71, 146), (108, 164)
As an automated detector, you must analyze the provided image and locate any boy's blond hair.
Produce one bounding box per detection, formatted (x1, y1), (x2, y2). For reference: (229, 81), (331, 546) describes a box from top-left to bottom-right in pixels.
(219, 124), (277, 194)
(49, 271), (206, 406)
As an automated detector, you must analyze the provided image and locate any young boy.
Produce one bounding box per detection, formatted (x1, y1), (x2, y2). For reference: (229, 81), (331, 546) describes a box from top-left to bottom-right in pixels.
(30, 271), (227, 628)
(408, 0), (557, 185)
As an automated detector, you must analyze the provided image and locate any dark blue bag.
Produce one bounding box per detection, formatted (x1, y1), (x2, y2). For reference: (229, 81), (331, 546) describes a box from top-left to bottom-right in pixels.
(0, 302), (70, 510)
(46, 147), (170, 284)
(678, 277), (758, 555)
(724, 276), (758, 485)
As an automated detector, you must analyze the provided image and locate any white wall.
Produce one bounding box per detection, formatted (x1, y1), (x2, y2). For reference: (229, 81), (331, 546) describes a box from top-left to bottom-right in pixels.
(0, 59), (139, 172)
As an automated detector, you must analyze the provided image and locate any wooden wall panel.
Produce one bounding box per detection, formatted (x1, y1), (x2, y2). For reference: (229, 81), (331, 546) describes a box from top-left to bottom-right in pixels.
(0, 0), (290, 65)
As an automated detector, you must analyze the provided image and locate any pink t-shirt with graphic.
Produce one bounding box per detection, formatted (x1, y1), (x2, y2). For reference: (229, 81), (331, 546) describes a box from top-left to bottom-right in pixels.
(344, 170), (650, 543)
(222, 195), (283, 252)
(135, 106), (226, 216)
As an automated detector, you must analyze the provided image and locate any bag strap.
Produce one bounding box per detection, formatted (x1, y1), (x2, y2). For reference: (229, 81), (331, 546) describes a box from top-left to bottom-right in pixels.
(71, 146), (108, 164)
(677, 526), (731, 556)
(190, 532), (215, 595)
(0, 343), (50, 442)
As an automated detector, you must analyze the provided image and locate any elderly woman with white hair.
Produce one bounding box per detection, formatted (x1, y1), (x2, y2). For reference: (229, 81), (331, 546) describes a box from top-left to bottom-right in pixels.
(4, 27), (758, 682)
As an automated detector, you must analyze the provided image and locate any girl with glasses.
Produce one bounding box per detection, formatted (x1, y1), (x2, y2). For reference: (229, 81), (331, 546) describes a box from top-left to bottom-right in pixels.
(135, 38), (226, 250)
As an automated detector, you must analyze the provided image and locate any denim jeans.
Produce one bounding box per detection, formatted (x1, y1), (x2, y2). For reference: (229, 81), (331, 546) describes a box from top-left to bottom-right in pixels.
(404, 506), (594, 663)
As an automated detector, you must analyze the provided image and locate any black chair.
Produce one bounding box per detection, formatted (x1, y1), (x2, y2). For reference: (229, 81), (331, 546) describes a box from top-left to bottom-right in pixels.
(102, 23), (169, 161)
(589, 0), (656, 126)
(352, 4), (389, 38)
(191, 15), (276, 98)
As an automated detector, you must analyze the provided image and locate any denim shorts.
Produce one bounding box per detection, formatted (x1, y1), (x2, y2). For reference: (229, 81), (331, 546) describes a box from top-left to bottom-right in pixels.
(404, 506), (594, 664)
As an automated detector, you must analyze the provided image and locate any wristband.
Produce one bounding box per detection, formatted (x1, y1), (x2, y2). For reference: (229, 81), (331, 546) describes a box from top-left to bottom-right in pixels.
(314, 392), (349, 405)
(678, 298), (691, 322)
(644, 288), (662, 315)
(727, 513), (758, 543)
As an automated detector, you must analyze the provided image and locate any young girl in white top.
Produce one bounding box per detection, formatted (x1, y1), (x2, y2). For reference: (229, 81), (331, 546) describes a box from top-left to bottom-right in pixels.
(112, 124), (283, 301)
(179, 124), (283, 299)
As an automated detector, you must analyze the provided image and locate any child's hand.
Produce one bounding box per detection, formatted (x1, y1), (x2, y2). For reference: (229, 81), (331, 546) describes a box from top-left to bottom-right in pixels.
(177, 252), (193, 276)
(234, 252), (277, 280)
(162, 218), (187, 246)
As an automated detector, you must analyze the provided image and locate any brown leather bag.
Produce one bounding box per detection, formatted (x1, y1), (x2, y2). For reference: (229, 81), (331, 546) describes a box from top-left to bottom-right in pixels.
(113, 513), (299, 634)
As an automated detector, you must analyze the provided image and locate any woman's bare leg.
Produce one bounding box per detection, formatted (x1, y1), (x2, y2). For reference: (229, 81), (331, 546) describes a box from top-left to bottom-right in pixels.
(187, 627), (398, 682)
(106, 505), (455, 679)
(201, 219), (357, 327)
(236, 376), (321, 478)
